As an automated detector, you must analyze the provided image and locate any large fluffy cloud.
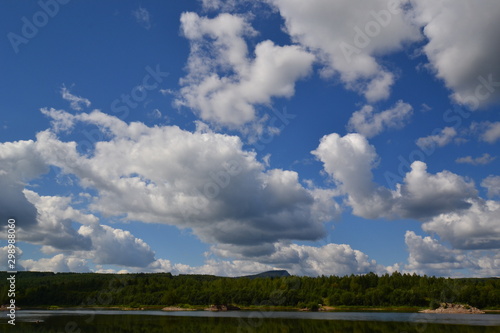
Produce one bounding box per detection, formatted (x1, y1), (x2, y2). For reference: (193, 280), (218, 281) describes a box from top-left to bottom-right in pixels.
(402, 231), (500, 277)
(312, 132), (477, 220)
(403, 231), (468, 276)
(212, 241), (384, 276)
(422, 199), (500, 250)
(21, 254), (90, 273)
(16, 189), (158, 268)
(266, 0), (500, 107)
(20, 190), (94, 251)
(149, 232), (499, 277)
(267, 0), (421, 101)
(143, 241), (384, 277)
(0, 124), (161, 269)
(312, 131), (500, 262)
(411, 0), (500, 108)
(17, 239), (383, 277)
(77, 224), (156, 267)
(106, 237), (387, 276)
(393, 161), (477, 219)
(35, 109), (338, 259)
(0, 140), (47, 230)
(146, 257), (276, 276)
(16, 218), (159, 271)
(311, 132), (393, 218)
(176, 12), (315, 128)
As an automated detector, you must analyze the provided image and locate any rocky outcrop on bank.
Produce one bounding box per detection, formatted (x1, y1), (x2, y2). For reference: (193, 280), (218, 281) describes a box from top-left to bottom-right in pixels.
(420, 303), (485, 314)
(205, 304), (241, 311)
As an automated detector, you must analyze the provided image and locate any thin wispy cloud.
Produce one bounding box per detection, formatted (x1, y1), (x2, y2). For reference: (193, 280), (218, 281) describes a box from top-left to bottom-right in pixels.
(132, 6), (152, 30)
(60, 86), (91, 111)
(456, 153), (496, 166)
(416, 127), (457, 150)
(471, 121), (500, 144)
(482, 175), (500, 198)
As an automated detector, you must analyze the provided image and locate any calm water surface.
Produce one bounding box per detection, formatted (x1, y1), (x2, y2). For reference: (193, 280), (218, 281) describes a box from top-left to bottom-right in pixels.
(1, 310), (499, 332)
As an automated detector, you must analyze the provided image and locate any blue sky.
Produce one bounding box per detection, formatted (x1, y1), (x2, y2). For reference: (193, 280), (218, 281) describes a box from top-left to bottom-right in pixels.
(0, 0), (499, 277)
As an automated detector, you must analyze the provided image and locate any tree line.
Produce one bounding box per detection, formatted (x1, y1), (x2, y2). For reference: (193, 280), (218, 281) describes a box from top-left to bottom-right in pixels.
(1, 271), (499, 309)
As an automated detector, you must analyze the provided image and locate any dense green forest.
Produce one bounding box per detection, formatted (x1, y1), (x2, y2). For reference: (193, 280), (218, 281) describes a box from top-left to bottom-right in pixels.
(1, 271), (499, 309)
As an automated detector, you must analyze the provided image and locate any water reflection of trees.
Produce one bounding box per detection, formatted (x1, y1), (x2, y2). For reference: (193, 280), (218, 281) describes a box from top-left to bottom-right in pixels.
(9, 315), (497, 333)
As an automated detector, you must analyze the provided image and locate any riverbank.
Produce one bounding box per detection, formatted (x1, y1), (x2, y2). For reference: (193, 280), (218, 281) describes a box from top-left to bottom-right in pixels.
(25, 305), (423, 312)
(24, 304), (500, 313)
(162, 306), (196, 311)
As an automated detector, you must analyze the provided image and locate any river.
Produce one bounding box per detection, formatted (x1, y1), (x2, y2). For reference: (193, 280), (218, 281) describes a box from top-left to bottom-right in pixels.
(1, 309), (499, 332)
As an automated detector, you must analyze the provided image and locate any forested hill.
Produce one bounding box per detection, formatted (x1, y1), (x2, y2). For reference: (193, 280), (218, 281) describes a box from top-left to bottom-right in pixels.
(1, 271), (499, 309)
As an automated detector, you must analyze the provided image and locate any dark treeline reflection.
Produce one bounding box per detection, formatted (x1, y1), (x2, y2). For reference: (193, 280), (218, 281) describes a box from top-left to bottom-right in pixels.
(2, 315), (498, 333)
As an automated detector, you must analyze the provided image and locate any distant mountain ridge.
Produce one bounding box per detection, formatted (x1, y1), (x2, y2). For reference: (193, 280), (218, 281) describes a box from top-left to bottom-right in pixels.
(239, 270), (291, 279)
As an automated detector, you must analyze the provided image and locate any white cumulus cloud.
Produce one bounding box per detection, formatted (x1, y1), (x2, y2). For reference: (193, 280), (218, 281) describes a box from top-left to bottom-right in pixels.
(456, 153), (496, 166)
(78, 224), (156, 267)
(402, 231), (500, 277)
(0, 140), (47, 229)
(21, 190), (95, 251)
(411, 0), (500, 109)
(34, 109), (339, 260)
(422, 199), (500, 250)
(416, 127), (457, 150)
(482, 175), (500, 198)
(313, 132), (479, 220)
(176, 12), (315, 129)
(267, 0), (421, 101)
(471, 121), (500, 144)
(21, 254), (90, 273)
(347, 100), (413, 138)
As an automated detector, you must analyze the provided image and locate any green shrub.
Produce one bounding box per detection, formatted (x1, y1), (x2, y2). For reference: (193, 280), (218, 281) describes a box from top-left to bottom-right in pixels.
(308, 302), (319, 311)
